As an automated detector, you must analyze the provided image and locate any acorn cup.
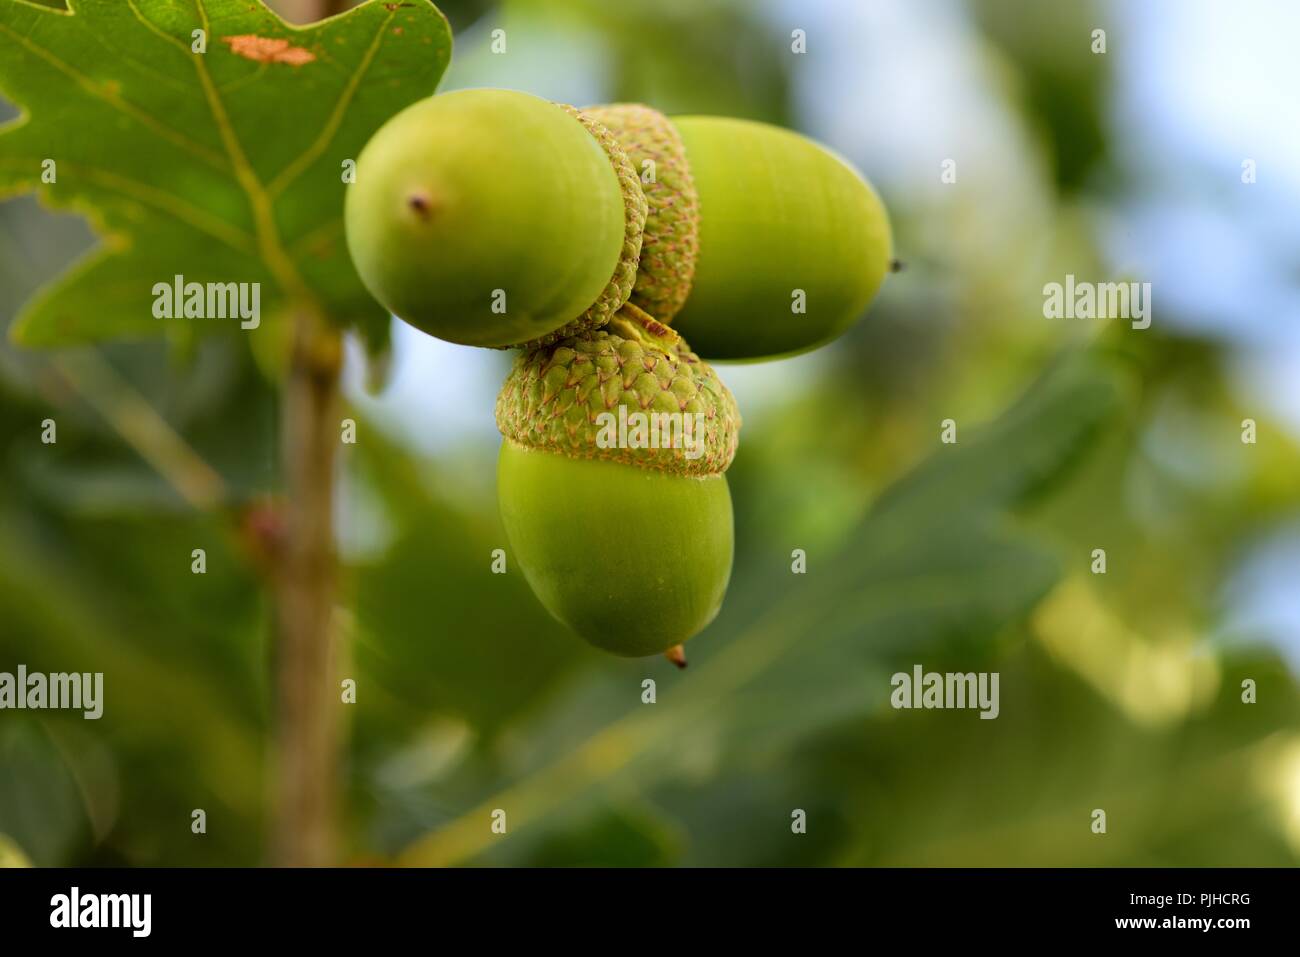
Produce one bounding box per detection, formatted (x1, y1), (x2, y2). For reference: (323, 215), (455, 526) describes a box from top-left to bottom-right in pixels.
(345, 90), (892, 359)
(495, 307), (740, 659)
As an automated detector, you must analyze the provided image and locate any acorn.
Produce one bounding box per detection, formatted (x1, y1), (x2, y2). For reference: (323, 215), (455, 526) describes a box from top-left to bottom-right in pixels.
(495, 306), (739, 659)
(585, 107), (893, 359)
(344, 88), (646, 348)
(667, 115), (892, 360)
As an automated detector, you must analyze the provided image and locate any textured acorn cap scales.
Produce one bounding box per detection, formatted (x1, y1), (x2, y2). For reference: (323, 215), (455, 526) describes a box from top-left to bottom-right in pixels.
(512, 106), (649, 350)
(585, 104), (700, 323)
(496, 305), (740, 477)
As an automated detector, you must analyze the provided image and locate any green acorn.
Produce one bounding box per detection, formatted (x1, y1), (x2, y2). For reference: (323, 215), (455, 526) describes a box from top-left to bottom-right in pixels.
(344, 88), (645, 348)
(587, 109), (892, 358)
(668, 115), (893, 359)
(495, 306), (740, 660)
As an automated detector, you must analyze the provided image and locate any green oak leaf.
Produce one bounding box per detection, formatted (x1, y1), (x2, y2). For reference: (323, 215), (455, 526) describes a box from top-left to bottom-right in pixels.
(0, 0), (450, 347)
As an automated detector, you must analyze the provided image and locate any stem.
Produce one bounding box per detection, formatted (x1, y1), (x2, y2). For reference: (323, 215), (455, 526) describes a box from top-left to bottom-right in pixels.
(271, 316), (343, 867)
(260, 0), (350, 872)
(607, 301), (680, 352)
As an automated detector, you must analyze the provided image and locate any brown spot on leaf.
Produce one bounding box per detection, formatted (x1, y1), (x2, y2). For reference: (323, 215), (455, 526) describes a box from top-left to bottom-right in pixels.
(222, 35), (316, 66)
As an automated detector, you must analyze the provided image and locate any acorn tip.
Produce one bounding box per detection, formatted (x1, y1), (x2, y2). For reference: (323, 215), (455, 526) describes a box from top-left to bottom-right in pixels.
(407, 191), (434, 219)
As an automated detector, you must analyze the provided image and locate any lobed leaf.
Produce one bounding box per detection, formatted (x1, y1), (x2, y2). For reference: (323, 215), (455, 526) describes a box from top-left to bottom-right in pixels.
(0, 0), (451, 347)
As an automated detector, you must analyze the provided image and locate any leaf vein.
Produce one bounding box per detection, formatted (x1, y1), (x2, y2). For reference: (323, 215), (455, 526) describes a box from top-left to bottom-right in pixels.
(267, 6), (397, 198)
(190, 0), (316, 311)
(0, 19), (227, 171)
(123, 0), (191, 55)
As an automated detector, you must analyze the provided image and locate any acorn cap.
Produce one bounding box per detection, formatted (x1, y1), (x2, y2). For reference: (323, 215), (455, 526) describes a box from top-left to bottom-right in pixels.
(585, 104), (700, 323)
(496, 304), (740, 477)
(513, 106), (648, 349)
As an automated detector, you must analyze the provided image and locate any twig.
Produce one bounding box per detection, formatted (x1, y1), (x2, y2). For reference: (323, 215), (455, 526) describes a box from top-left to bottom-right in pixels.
(257, 0), (349, 869)
(270, 314), (342, 866)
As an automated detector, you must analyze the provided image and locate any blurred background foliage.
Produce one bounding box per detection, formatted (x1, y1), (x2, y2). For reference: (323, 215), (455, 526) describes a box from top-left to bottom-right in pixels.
(1, 0), (1298, 866)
